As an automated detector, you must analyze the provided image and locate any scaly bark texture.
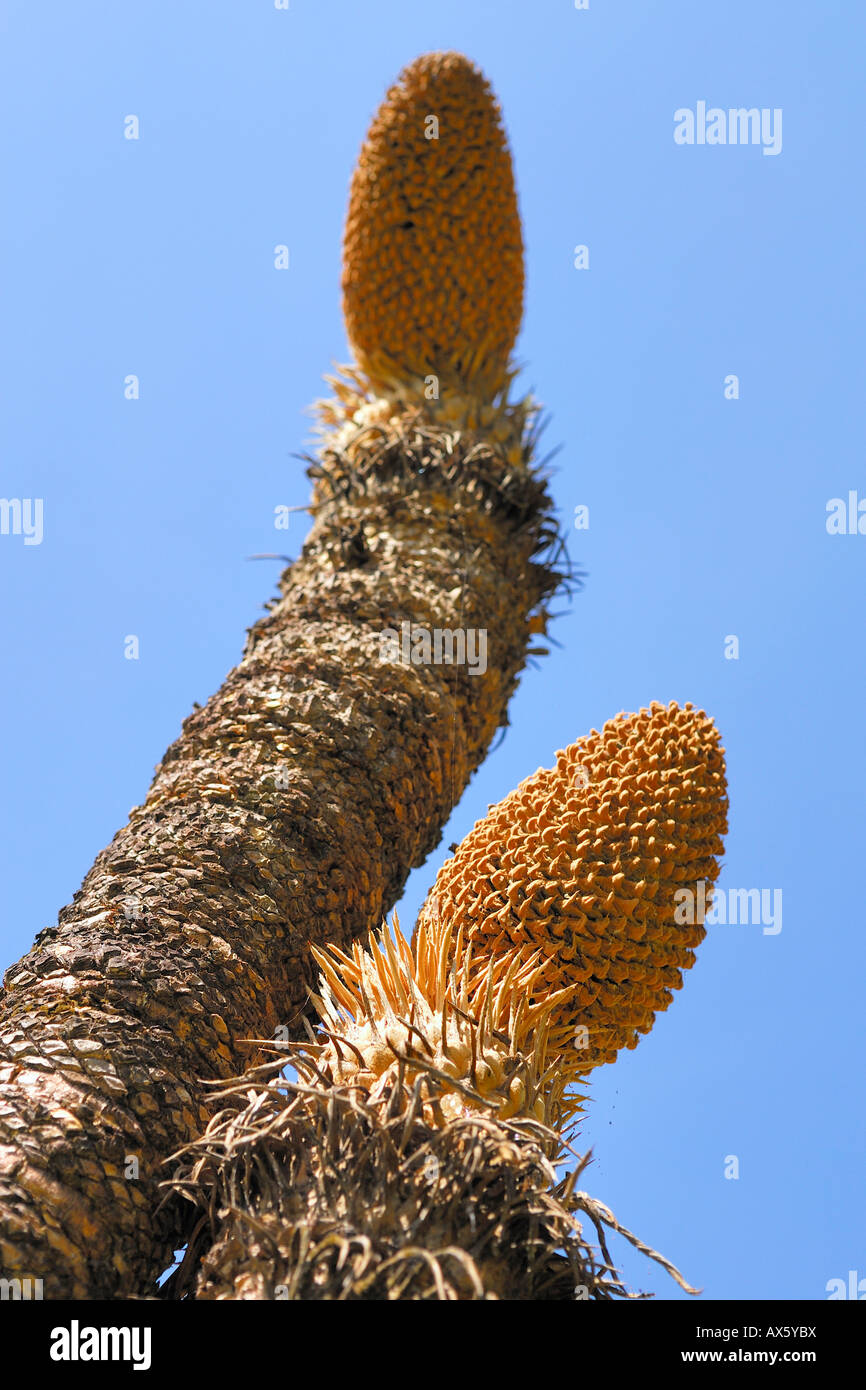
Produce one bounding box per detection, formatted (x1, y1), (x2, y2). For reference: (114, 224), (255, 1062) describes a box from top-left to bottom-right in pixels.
(0, 416), (561, 1298)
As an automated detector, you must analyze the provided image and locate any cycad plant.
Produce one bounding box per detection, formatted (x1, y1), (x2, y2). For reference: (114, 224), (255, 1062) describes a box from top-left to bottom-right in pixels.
(1, 51), (727, 1302)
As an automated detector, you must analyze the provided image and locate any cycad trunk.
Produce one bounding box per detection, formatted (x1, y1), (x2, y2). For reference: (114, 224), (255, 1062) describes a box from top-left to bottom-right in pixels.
(0, 418), (559, 1298)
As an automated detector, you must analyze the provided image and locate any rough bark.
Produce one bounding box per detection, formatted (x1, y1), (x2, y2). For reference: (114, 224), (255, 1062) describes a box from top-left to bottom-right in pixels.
(0, 415), (561, 1297)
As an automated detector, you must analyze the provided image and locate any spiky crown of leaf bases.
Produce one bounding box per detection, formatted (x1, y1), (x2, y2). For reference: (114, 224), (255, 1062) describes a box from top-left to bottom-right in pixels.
(305, 703), (727, 1130)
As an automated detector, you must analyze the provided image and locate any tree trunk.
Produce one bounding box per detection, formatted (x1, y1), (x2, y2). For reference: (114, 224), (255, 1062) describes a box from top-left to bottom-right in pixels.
(0, 415), (559, 1298)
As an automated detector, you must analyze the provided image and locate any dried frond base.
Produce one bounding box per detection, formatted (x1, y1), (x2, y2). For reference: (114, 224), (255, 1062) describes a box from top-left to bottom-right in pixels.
(307, 397), (558, 522)
(313, 363), (538, 471)
(164, 1060), (695, 1301)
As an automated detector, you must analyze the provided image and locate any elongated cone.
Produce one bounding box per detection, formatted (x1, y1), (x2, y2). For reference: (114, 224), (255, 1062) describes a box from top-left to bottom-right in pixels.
(342, 51), (524, 401)
(415, 701), (728, 1073)
(308, 701), (727, 1123)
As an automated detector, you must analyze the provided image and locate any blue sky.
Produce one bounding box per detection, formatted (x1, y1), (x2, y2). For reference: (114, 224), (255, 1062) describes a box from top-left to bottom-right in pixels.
(1, 0), (863, 1300)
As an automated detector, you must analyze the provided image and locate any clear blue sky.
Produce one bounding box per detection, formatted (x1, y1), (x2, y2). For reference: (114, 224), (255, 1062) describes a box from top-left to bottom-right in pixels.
(1, 0), (863, 1300)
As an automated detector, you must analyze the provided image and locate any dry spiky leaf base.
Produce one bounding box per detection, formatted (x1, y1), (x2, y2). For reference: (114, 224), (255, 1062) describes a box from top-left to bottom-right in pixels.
(165, 1057), (694, 1301)
(308, 914), (584, 1131)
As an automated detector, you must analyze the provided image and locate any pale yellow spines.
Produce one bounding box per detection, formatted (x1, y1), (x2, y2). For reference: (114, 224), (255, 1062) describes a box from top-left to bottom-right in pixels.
(308, 914), (582, 1128)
